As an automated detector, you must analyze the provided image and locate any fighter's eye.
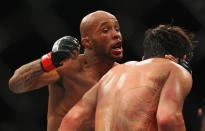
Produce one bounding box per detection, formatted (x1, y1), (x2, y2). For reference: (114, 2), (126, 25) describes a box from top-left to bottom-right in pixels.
(102, 28), (109, 33)
(115, 26), (120, 32)
(115, 27), (120, 32)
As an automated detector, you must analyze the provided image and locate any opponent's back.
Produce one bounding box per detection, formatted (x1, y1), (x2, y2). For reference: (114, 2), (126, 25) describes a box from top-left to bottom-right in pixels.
(95, 58), (192, 131)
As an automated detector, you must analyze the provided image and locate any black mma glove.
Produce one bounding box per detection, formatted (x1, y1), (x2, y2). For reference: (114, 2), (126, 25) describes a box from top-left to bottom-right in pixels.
(179, 59), (192, 75)
(40, 36), (80, 72)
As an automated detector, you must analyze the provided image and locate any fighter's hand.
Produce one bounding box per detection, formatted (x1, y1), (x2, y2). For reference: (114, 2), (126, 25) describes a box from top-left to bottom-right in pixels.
(165, 55), (179, 63)
(179, 59), (192, 75)
(40, 36), (80, 72)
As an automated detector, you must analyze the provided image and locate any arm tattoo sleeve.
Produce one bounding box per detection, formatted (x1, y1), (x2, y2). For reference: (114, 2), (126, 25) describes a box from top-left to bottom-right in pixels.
(11, 61), (44, 92)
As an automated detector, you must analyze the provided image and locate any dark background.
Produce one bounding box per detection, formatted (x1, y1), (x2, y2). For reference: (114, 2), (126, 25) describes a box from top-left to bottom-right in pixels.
(0, 0), (205, 130)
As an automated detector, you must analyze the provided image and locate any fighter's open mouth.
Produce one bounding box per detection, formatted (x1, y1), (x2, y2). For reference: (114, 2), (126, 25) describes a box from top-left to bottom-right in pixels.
(111, 42), (122, 55)
(112, 42), (122, 49)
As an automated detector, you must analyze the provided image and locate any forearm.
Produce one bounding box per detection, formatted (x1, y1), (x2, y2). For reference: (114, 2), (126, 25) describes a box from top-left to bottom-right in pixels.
(9, 59), (45, 93)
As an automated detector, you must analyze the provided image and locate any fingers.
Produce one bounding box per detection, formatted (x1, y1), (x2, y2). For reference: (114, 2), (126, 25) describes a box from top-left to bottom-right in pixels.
(70, 50), (79, 59)
(59, 45), (80, 67)
(71, 45), (81, 58)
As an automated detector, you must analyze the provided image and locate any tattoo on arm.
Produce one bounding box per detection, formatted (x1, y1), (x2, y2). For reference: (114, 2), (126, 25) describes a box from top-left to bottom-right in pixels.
(11, 61), (44, 92)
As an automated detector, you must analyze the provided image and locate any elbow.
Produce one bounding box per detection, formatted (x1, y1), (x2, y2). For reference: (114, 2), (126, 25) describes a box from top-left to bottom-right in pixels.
(8, 78), (23, 94)
(157, 112), (185, 130)
(8, 78), (17, 93)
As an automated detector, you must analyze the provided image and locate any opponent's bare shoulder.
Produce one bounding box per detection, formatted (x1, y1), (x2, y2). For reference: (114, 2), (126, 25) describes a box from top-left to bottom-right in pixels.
(169, 61), (193, 95)
(100, 61), (138, 78)
(114, 61), (139, 69)
(169, 60), (192, 78)
(124, 61), (139, 65)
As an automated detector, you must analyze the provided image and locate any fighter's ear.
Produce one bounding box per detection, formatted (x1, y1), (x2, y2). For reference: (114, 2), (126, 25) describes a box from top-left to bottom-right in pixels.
(182, 55), (187, 61)
(81, 37), (93, 49)
(142, 56), (145, 61)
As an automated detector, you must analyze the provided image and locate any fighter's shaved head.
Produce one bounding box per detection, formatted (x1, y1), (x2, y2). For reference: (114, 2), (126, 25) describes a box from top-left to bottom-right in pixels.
(80, 10), (116, 38)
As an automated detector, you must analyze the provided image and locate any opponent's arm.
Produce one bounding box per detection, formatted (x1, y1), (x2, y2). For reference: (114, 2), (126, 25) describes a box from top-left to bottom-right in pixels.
(9, 36), (80, 94)
(157, 68), (192, 131)
(58, 83), (99, 131)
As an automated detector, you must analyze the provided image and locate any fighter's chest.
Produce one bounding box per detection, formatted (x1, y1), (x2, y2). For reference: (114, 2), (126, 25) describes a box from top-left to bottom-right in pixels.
(61, 70), (98, 91)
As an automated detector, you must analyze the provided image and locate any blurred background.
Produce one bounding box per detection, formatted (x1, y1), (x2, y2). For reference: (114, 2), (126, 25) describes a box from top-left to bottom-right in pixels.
(0, 0), (205, 130)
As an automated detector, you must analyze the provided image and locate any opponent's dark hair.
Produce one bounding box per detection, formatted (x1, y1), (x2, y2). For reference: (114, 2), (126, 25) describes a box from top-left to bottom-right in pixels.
(143, 25), (197, 62)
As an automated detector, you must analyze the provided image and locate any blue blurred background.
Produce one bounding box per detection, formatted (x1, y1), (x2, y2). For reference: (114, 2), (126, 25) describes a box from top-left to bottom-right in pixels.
(0, 0), (205, 130)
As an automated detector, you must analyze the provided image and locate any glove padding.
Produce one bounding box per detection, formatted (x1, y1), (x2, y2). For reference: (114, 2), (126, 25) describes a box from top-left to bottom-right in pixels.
(51, 36), (79, 67)
(179, 59), (192, 75)
(41, 36), (79, 72)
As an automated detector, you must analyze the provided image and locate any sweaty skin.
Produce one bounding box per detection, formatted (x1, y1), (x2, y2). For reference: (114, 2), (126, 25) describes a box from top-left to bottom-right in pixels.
(9, 11), (123, 131)
(60, 58), (192, 131)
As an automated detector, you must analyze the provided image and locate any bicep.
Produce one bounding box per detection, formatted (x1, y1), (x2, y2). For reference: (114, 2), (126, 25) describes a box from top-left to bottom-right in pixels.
(157, 71), (191, 117)
(156, 70), (192, 130)
(157, 85), (184, 116)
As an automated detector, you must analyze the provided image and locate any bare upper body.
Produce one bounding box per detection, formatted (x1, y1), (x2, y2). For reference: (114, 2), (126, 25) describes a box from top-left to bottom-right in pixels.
(9, 54), (119, 131)
(47, 55), (119, 131)
(60, 58), (192, 131)
(9, 10), (123, 131)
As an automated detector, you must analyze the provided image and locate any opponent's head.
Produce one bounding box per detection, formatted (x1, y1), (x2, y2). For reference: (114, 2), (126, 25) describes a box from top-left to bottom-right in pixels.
(80, 10), (123, 61)
(143, 25), (196, 62)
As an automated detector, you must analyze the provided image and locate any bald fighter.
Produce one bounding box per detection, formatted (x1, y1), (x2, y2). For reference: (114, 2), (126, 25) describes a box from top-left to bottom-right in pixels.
(59, 25), (196, 131)
(8, 10), (123, 131)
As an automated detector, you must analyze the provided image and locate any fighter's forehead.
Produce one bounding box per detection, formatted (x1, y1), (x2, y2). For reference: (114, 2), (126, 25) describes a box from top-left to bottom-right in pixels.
(94, 13), (117, 23)
(97, 18), (119, 26)
(85, 11), (119, 26)
(90, 11), (116, 19)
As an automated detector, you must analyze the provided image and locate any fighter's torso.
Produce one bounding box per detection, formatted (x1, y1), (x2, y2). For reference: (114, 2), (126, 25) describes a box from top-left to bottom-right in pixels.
(96, 59), (172, 131)
(47, 55), (99, 131)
